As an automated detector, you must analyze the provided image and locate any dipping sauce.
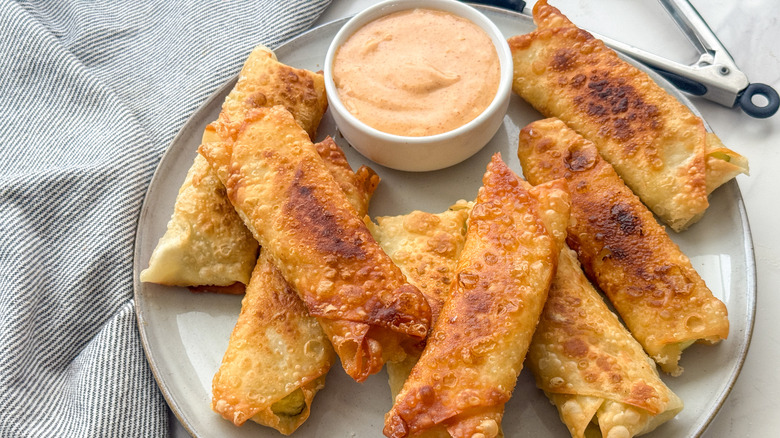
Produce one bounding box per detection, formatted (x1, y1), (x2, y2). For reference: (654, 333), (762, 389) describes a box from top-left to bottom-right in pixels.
(332, 8), (501, 137)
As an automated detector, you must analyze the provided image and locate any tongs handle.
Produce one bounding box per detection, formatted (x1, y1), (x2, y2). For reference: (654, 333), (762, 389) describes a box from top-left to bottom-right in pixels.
(599, 0), (778, 117)
(655, 0), (779, 118)
(646, 65), (779, 119)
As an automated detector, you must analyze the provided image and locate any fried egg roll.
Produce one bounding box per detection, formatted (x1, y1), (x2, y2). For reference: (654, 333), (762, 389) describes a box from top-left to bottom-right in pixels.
(517, 117), (729, 375)
(508, 0), (747, 231)
(384, 154), (570, 438)
(368, 201), (472, 338)
(211, 251), (334, 435)
(141, 45), (331, 289)
(199, 105), (431, 383)
(369, 202), (471, 438)
(205, 44), (328, 143)
(140, 152), (259, 288)
(140, 136), (376, 292)
(529, 246), (683, 438)
(211, 136), (376, 433)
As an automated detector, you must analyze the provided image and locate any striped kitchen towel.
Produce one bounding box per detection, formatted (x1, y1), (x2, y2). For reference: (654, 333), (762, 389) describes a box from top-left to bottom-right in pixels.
(0, 1), (331, 436)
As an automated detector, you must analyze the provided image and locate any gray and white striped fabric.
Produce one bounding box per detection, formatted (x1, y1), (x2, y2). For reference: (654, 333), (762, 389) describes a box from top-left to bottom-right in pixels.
(0, 1), (331, 436)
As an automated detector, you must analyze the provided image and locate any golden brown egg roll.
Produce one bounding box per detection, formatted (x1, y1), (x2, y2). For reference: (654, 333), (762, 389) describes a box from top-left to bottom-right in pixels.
(139, 136), (376, 292)
(368, 202), (471, 438)
(211, 136), (376, 434)
(529, 246), (683, 438)
(199, 105), (431, 383)
(517, 117), (729, 375)
(204, 44), (328, 143)
(211, 251), (334, 435)
(508, 0), (747, 231)
(140, 152), (259, 288)
(141, 45), (331, 289)
(368, 201), (472, 335)
(383, 154), (570, 438)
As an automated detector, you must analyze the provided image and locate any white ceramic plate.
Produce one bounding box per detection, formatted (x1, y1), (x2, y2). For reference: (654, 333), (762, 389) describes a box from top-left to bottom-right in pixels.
(133, 6), (756, 438)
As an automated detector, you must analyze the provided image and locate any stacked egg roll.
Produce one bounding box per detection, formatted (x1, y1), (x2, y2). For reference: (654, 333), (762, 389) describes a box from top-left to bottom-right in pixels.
(199, 105), (431, 383)
(528, 246), (683, 438)
(211, 251), (334, 434)
(141, 45), (361, 291)
(508, 0), (747, 231)
(384, 154), (570, 438)
(517, 117), (729, 375)
(140, 136), (376, 293)
(211, 135), (377, 434)
(367, 201), (471, 391)
(141, 46), (383, 433)
(367, 202), (470, 438)
(139, 152), (260, 290)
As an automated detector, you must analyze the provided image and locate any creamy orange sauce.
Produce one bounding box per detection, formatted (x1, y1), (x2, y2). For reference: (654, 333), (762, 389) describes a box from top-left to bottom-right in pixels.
(332, 8), (500, 137)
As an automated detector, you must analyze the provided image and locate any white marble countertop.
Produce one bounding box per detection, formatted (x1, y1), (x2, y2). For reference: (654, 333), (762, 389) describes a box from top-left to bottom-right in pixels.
(171, 1), (779, 436)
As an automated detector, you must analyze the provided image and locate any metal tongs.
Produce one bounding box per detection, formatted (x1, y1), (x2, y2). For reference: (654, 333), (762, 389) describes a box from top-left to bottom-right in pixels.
(475, 0), (780, 118)
(601, 0), (779, 118)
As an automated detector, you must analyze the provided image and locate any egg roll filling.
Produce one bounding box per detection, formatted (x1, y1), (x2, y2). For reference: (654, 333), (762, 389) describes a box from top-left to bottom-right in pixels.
(271, 388), (306, 417)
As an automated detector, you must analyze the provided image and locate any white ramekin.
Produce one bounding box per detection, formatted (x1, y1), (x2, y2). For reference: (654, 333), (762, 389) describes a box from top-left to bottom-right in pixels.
(324, 0), (513, 172)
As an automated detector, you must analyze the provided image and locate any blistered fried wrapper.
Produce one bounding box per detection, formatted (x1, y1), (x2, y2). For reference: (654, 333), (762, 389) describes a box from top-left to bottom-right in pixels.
(529, 246), (683, 438)
(200, 105), (431, 383)
(508, 0), (747, 231)
(368, 202), (472, 438)
(140, 45), (332, 290)
(384, 154), (570, 438)
(211, 251), (333, 435)
(211, 135), (376, 434)
(517, 117), (729, 375)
